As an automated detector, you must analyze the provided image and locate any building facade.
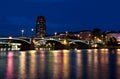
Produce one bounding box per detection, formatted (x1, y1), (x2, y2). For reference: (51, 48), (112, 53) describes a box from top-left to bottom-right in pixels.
(79, 31), (92, 41)
(36, 16), (46, 37)
(106, 32), (120, 43)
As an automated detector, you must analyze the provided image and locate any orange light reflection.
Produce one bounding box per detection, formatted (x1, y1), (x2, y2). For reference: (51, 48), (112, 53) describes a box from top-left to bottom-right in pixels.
(28, 51), (36, 79)
(63, 50), (70, 78)
(18, 51), (26, 79)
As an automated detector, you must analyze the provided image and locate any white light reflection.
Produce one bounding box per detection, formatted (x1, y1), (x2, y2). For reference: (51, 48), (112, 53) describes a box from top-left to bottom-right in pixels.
(87, 49), (94, 79)
(53, 50), (62, 79)
(93, 49), (98, 64)
(39, 50), (45, 79)
(92, 49), (99, 79)
(75, 49), (82, 53)
(29, 50), (36, 54)
(52, 50), (62, 54)
(87, 49), (92, 64)
(40, 50), (45, 62)
(104, 49), (108, 53)
(18, 51), (26, 79)
(87, 49), (94, 78)
(100, 49), (105, 53)
(87, 49), (92, 53)
(117, 49), (120, 55)
(100, 49), (108, 64)
(76, 51), (82, 79)
(52, 50), (62, 63)
(100, 49), (109, 79)
(93, 49), (98, 54)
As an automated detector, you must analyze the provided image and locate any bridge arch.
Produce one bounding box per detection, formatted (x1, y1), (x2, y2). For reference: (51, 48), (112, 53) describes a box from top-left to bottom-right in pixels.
(0, 38), (31, 44)
(69, 40), (89, 45)
(35, 39), (68, 50)
(68, 40), (90, 49)
(0, 37), (34, 50)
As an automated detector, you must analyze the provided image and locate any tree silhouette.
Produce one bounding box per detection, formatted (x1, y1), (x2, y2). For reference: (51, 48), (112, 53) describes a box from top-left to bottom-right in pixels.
(92, 28), (101, 38)
(107, 37), (118, 46)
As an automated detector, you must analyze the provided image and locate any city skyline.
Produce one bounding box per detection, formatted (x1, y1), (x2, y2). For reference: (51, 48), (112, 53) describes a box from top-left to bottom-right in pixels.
(0, 0), (120, 36)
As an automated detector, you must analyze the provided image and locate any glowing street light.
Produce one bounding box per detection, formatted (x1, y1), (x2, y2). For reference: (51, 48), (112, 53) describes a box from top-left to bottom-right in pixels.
(31, 28), (34, 37)
(21, 29), (24, 37)
(65, 31), (68, 36)
(9, 36), (12, 39)
(31, 28), (34, 32)
(65, 31), (68, 34)
(54, 32), (57, 36)
(54, 32), (57, 38)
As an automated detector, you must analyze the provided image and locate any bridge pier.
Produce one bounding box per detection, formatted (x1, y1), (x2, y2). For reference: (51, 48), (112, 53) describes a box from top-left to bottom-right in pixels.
(20, 37), (35, 51)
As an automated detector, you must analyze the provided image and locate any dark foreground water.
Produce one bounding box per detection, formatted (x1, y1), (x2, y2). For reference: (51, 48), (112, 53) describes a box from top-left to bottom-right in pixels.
(0, 49), (120, 79)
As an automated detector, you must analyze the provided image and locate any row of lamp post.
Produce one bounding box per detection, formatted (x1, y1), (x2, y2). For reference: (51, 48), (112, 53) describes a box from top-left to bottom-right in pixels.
(54, 31), (68, 39)
(21, 28), (34, 37)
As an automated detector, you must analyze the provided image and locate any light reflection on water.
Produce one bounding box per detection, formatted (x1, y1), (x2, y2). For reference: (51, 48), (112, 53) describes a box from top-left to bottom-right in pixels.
(18, 51), (26, 79)
(6, 51), (14, 79)
(0, 49), (120, 79)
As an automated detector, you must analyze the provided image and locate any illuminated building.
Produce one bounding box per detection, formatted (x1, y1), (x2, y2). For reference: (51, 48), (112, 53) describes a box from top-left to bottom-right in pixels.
(106, 32), (120, 44)
(79, 30), (92, 41)
(36, 16), (46, 37)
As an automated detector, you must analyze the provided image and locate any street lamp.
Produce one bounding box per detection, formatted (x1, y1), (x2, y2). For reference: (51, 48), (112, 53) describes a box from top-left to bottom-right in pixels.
(65, 31), (68, 34)
(31, 28), (34, 32)
(21, 29), (24, 37)
(65, 31), (68, 36)
(54, 32), (57, 38)
(78, 34), (80, 39)
(31, 28), (34, 37)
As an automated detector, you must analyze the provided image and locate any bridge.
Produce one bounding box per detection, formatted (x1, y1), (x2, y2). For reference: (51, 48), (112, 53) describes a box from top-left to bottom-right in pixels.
(0, 37), (33, 51)
(0, 37), (90, 50)
(33, 38), (90, 50)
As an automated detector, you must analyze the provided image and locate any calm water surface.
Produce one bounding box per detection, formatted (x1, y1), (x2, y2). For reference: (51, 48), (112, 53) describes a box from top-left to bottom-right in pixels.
(0, 49), (120, 79)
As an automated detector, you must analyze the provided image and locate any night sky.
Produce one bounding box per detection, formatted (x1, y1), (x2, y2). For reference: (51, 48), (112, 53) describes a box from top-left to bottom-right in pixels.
(0, 0), (120, 36)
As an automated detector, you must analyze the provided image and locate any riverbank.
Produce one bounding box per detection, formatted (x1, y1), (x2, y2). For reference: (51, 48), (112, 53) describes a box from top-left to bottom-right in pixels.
(90, 45), (120, 49)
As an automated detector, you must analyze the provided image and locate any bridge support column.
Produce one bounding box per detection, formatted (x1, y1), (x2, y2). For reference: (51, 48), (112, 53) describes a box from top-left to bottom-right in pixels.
(30, 37), (35, 50)
(20, 37), (35, 51)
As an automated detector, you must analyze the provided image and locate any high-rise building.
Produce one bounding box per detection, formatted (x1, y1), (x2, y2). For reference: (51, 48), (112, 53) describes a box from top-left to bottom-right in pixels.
(36, 16), (46, 37)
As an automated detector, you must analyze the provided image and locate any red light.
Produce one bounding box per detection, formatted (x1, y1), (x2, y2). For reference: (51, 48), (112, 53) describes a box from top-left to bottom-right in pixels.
(37, 17), (44, 22)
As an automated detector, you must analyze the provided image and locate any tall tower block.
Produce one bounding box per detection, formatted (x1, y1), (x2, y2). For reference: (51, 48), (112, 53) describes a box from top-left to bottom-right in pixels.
(36, 16), (46, 37)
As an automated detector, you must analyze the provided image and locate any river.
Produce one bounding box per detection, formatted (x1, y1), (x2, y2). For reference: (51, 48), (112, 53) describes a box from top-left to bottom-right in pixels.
(0, 49), (120, 79)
